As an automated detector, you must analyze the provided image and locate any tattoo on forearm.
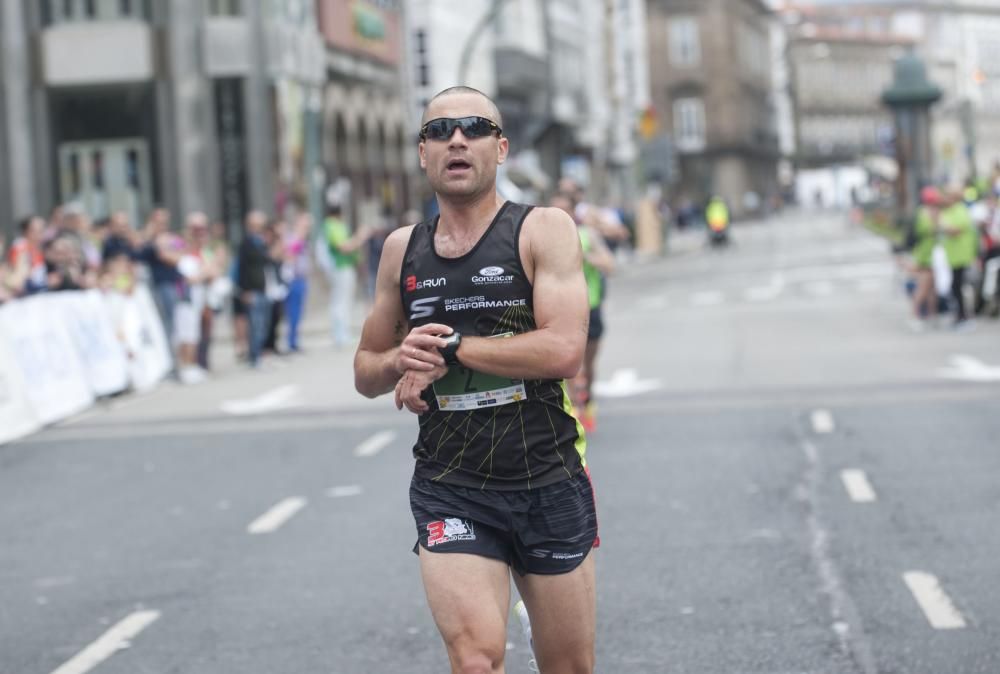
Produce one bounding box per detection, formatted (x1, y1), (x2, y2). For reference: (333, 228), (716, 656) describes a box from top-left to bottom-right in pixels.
(393, 320), (406, 346)
(579, 317), (590, 336)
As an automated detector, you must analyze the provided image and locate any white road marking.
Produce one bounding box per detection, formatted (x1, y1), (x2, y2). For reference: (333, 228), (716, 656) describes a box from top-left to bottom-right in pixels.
(326, 485), (364, 498)
(690, 290), (725, 307)
(220, 385), (303, 416)
(811, 409), (835, 434)
(50, 610), (160, 674)
(936, 355), (1000, 382)
(354, 430), (396, 457)
(247, 497), (307, 534)
(840, 469), (877, 503)
(903, 571), (967, 629)
(592, 369), (663, 398)
(803, 280), (835, 297)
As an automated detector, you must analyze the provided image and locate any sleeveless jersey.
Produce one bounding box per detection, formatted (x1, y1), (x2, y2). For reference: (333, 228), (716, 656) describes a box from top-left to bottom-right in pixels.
(400, 201), (586, 491)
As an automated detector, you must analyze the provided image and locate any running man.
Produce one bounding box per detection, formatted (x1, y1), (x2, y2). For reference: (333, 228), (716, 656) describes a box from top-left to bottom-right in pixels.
(551, 192), (615, 432)
(354, 86), (598, 674)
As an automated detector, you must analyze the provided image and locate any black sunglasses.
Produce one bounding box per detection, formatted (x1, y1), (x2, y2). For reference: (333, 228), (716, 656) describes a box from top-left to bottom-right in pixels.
(419, 116), (502, 142)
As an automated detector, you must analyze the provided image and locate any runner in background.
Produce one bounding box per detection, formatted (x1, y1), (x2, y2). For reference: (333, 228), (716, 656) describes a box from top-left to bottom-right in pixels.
(551, 192), (615, 432)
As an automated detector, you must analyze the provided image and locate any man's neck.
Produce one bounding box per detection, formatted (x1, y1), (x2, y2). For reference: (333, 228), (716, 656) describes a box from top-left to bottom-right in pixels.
(436, 189), (505, 235)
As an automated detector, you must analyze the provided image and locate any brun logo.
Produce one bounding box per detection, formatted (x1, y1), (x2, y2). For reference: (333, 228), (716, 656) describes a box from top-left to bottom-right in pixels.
(406, 275), (446, 292)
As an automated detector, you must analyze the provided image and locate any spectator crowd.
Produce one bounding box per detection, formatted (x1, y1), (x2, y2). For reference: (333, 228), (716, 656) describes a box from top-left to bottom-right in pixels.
(0, 204), (330, 385)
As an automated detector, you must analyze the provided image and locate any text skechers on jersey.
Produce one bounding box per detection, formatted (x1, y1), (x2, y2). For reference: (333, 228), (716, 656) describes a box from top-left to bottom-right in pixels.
(400, 202), (587, 491)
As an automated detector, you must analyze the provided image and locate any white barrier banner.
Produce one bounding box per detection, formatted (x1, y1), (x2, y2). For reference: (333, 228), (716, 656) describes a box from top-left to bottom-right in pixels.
(54, 290), (130, 397)
(0, 304), (42, 445)
(128, 285), (171, 392)
(1, 295), (94, 425)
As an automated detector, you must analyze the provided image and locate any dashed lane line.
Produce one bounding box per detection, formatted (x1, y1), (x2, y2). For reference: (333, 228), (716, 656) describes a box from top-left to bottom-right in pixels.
(811, 409), (835, 434)
(326, 485), (364, 498)
(840, 469), (877, 503)
(247, 497), (307, 534)
(903, 571), (967, 630)
(354, 430), (396, 457)
(50, 610), (160, 674)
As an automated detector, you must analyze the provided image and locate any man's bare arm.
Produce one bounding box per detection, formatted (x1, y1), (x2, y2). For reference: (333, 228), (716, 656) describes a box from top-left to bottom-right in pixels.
(452, 207), (588, 380)
(353, 226), (451, 398)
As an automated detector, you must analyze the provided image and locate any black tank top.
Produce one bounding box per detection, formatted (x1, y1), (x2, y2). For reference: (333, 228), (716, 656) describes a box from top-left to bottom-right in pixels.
(400, 201), (586, 490)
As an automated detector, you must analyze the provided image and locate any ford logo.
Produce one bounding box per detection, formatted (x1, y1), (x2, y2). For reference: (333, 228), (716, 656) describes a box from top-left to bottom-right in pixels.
(479, 266), (505, 276)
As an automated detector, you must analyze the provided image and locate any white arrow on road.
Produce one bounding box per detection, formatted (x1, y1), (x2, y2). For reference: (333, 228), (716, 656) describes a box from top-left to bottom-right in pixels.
(592, 369), (662, 398)
(936, 355), (1000, 383)
(220, 385), (304, 415)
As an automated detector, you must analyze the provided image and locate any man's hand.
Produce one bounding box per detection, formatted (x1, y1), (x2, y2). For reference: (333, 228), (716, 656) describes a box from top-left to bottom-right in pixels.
(394, 364), (449, 414)
(395, 323), (453, 373)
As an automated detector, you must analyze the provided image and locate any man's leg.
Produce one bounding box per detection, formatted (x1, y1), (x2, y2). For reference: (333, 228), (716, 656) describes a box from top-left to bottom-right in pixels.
(420, 550), (511, 674)
(513, 553), (596, 674)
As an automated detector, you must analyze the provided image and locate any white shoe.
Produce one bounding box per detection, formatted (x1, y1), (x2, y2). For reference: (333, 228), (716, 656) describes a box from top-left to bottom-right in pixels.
(907, 319), (926, 333)
(180, 366), (207, 384)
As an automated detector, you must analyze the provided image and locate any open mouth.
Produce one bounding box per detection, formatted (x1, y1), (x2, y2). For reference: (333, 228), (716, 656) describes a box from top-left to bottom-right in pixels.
(446, 159), (472, 172)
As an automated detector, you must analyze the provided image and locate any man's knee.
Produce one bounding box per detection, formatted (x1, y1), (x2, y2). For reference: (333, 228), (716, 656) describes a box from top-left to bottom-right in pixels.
(448, 639), (505, 674)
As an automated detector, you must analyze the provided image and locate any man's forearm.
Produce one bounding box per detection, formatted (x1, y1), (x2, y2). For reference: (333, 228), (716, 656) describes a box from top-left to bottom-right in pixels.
(354, 348), (402, 398)
(456, 329), (584, 381)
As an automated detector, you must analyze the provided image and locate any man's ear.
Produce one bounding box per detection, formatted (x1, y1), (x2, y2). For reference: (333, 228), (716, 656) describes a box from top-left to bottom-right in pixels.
(418, 141), (427, 169)
(497, 137), (509, 165)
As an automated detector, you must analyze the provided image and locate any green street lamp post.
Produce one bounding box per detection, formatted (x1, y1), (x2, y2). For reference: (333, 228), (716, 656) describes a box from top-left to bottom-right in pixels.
(881, 51), (942, 225)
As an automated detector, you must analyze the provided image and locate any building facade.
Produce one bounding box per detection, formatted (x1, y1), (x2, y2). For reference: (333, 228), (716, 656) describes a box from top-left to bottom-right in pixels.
(647, 0), (780, 218)
(318, 0), (414, 226)
(781, 0), (1000, 201)
(0, 0), (326, 238)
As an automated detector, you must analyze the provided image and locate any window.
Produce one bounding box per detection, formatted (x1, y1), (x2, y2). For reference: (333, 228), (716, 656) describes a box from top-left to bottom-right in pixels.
(674, 98), (706, 153)
(414, 29), (431, 88)
(669, 16), (701, 67)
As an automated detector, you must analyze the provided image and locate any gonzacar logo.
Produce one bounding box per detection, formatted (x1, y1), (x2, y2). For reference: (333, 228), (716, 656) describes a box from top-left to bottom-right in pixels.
(472, 266), (515, 285)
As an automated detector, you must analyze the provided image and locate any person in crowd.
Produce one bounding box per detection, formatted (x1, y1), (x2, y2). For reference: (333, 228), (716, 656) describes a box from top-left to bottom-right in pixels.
(973, 190), (1000, 318)
(323, 202), (370, 348)
(940, 188), (977, 330)
(237, 210), (272, 368)
(173, 212), (218, 384)
(59, 206), (101, 282)
(263, 219), (289, 356)
(200, 220), (232, 370)
(138, 207), (185, 356)
(364, 206), (394, 303)
(44, 234), (87, 291)
(283, 212), (312, 353)
(0, 234), (25, 303)
(910, 186), (942, 331)
(101, 210), (139, 262)
(7, 215), (48, 295)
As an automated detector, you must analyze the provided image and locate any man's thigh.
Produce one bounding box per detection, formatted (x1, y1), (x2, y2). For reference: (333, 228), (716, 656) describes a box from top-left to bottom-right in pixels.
(513, 552), (596, 673)
(419, 550), (511, 666)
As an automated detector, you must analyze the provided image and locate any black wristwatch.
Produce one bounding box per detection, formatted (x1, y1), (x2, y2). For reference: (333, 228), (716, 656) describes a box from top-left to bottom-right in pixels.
(439, 331), (462, 365)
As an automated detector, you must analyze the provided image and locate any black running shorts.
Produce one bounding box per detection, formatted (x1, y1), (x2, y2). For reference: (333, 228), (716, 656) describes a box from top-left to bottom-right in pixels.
(410, 469), (600, 576)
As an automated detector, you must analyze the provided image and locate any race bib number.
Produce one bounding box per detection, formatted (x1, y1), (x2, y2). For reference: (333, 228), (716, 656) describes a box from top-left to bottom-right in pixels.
(433, 366), (527, 411)
(432, 333), (526, 411)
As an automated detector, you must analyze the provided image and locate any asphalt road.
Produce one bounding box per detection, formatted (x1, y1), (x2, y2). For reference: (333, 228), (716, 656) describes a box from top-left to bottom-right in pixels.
(2, 210), (999, 674)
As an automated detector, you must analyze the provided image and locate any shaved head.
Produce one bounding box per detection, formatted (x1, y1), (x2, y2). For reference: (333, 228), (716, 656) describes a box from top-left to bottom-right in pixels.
(421, 86), (503, 129)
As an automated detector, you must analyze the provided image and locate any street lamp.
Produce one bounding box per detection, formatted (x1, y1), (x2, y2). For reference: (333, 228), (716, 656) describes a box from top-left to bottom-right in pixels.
(881, 50), (942, 224)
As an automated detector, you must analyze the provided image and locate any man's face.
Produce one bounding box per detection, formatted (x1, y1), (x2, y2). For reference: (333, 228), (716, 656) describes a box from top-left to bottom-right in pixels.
(418, 93), (508, 201)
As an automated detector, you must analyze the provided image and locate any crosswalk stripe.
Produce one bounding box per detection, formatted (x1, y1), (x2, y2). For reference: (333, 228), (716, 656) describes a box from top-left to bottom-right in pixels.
(903, 571), (967, 629)
(354, 430), (396, 457)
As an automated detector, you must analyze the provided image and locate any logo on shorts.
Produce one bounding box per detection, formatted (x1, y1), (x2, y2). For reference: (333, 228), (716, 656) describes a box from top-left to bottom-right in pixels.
(426, 518), (476, 547)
